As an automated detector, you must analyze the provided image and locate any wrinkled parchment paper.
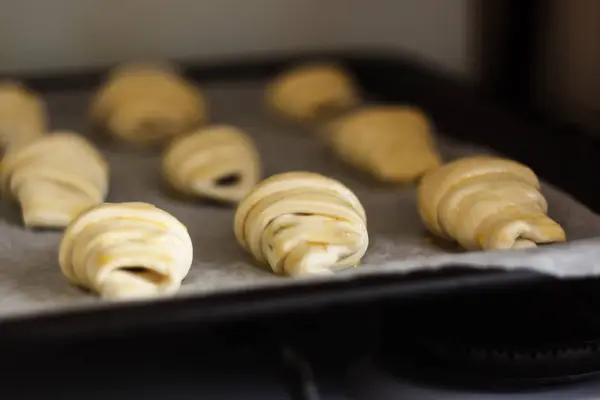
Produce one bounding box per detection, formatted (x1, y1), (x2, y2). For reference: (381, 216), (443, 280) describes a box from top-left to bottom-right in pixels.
(1, 82), (600, 321)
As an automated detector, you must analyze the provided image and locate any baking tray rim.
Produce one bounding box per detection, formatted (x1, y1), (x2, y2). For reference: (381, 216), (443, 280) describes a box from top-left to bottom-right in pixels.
(0, 266), (546, 343)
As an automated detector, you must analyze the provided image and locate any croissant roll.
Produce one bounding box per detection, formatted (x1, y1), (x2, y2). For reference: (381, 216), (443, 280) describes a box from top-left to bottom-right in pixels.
(418, 156), (566, 251)
(325, 106), (442, 183)
(0, 132), (109, 228)
(59, 202), (193, 300)
(163, 125), (261, 203)
(266, 63), (360, 123)
(90, 62), (207, 147)
(0, 81), (47, 149)
(234, 172), (368, 277)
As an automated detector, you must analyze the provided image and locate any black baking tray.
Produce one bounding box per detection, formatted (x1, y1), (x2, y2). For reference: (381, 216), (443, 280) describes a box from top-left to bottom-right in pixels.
(1, 51), (599, 345)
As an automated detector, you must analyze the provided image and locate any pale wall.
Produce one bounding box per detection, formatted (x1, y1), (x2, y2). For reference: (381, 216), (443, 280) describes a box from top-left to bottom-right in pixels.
(0, 0), (470, 76)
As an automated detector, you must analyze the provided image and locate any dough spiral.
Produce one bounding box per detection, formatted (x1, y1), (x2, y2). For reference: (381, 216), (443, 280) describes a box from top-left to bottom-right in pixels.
(418, 156), (566, 250)
(0, 132), (108, 228)
(0, 81), (47, 149)
(59, 202), (193, 300)
(90, 62), (206, 146)
(163, 125), (261, 203)
(325, 106), (441, 183)
(234, 172), (368, 276)
(266, 63), (360, 123)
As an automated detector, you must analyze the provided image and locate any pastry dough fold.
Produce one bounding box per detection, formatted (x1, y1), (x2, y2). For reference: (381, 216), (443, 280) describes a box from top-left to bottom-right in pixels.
(266, 63), (360, 122)
(163, 125), (261, 203)
(0, 132), (108, 228)
(0, 81), (46, 149)
(59, 202), (193, 300)
(326, 106), (441, 183)
(418, 156), (566, 250)
(234, 172), (368, 276)
(90, 63), (206, 146)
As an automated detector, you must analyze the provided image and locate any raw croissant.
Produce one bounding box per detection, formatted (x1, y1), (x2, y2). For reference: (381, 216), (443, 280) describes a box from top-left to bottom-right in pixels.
(234, 172), (368, 276)
(90, 62), (206, 146)
(0, 132), (109, 228)
(266, 63), (360, 123)
(0, 81), (47, 149)
(325, 106), (441, 183)
(163, 125), (261, 203)
(418, 156), (566, 251)
(59, 202), (193, 300)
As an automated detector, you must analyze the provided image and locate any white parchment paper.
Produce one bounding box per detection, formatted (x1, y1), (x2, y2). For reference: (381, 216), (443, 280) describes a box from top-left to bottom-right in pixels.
(0, 82), (599, 321)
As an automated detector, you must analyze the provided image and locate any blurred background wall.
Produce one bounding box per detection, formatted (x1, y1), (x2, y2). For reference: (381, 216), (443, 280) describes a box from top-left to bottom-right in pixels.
(0, 0), (472, 77)
(537, 0), (600, 133)
(2, 0), (595, 133)
(476, 0), (600, 133)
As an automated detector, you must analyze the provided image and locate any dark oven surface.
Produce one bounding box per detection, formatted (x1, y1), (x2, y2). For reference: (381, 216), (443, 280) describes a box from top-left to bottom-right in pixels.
(6, 278), (600, 397)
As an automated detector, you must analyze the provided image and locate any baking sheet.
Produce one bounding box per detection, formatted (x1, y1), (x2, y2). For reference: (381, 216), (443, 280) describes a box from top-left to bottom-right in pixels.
(1, 81), (600, 320)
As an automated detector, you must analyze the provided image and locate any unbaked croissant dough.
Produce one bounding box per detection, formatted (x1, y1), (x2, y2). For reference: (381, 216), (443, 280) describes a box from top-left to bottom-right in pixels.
(59, 202), (193, 300)
(0, 81), (47, 149)
(163, 125), (261, 203)
(266, 63), (360, 122)
(418, 156), (566, 251)
(90, 62), (206, 146)
(325, 106), (442, 183)
(0, 132), (109, 228)
(234, 172), (368, 277)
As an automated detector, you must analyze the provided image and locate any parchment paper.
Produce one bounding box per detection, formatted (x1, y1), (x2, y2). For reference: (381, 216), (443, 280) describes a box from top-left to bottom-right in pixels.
(1, 81), (600, 321)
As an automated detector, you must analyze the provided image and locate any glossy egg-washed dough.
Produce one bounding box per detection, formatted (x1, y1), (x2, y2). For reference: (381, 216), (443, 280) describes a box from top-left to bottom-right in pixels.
(266, 63), (360, 123)
(163, 125), (261, 203)
(326, 106), (442, 183)
(418, 156), (566, 251)
(1, 132), (108, 228)
(234, 172), (368, 277)
(59, 202), (193, 300)
(89, 62), (206, 147)
(0, 81), (47, 149)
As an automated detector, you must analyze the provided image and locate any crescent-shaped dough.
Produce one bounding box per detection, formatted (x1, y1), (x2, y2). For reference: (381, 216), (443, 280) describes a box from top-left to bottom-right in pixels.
(266, 63), (360, 123)
(325, 106), (442, 183)
(418, 156), (566, 250)
(90, 62), (206, 147)
(59, 202), (193, 300)
(0, 132), (109, 228)
(0, 81), (46, 149)
(234, 172), (368, 276)
(163, 125), (261, 203)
